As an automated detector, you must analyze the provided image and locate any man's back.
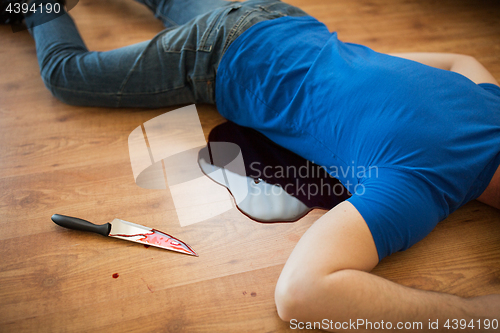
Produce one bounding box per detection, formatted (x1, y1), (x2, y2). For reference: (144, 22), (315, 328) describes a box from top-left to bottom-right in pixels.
(216, 14), (500, 259)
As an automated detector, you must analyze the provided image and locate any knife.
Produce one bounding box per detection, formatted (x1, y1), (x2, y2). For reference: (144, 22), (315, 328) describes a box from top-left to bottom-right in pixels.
(51, 214), (198, 256)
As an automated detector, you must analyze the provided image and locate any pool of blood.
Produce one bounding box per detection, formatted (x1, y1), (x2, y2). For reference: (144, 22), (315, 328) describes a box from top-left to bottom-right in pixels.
(198, 121), (351, 223)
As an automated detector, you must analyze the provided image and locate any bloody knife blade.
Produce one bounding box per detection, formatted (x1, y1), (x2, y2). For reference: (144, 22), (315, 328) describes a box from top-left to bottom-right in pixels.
(51, 214), (198, 256)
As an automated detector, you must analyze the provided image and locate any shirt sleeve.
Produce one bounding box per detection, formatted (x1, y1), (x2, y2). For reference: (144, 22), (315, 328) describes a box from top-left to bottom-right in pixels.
(347, 167), (448, 261)
(478, 83), (500, 98)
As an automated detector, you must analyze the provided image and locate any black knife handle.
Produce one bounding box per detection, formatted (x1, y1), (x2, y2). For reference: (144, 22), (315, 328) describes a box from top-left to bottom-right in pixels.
(51, 214), (111, 236)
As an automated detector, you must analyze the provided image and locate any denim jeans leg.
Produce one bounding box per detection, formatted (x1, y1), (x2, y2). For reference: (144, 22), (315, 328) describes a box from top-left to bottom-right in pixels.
(27, 9), (168, 107)
(136, 0), (236, 28)
(26, 1), (239, 107)
(26, 0), (307, 108)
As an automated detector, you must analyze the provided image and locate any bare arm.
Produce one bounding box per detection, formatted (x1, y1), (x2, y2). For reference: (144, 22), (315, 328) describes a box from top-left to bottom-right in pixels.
(275, 201), (499, 332)
(388, 52), (499, 86)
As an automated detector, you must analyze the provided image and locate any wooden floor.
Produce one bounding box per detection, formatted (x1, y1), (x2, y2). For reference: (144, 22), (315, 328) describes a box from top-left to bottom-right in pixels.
(1, 0), (500, 332)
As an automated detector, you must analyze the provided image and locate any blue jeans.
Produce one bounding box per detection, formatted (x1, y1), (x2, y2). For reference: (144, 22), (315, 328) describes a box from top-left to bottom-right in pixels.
(27, 0), (307, 107)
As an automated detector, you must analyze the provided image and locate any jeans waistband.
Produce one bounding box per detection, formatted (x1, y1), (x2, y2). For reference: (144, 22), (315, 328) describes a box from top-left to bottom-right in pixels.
(220, 0), (309, 56)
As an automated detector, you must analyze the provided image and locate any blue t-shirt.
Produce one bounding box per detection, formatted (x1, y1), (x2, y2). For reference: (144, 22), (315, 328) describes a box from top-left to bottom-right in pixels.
(215, 15), (500, 260)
